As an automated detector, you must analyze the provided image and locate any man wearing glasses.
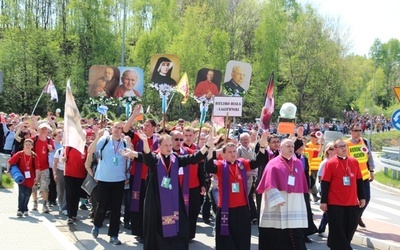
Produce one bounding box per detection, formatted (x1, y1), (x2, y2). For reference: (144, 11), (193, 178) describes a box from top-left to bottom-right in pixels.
(320, 139), (366, 249)
(171, 130), (194, 222)
(182, 126), (206, 240)
(91, 122), (129, 245)
(345, 123), (375, 228)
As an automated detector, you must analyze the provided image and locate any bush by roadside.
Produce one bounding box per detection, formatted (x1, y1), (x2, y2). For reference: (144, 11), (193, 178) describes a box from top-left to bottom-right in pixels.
(0, 173), (13, 189)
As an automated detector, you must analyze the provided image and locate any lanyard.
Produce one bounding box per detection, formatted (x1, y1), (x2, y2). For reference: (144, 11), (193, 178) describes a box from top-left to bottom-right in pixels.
(23, 153), (32, 170)
(339, 158), (350, 176)
(159, 153), (172, 177)
(112, 139), (121, 155)
(281, 156), (294, 175)
(228, 161), (240, 182)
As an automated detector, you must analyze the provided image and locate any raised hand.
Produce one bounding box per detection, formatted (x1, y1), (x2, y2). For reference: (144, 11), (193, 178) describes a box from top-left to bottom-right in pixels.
(259, 130), (270, 147)
(206, 133), (215, 148)
(137, 130), (148, 141)
(297, 126), (304, 138)
(131, 104), (142, 118)
(96, 128), (105, 138)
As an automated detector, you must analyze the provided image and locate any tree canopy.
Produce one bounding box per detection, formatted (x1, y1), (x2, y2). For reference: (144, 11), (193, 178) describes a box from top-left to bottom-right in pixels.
(0, 0), (399, 123)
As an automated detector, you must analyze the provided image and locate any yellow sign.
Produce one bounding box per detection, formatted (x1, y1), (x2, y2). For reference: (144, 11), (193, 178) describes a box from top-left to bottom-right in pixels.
(394, 87), (400, 102)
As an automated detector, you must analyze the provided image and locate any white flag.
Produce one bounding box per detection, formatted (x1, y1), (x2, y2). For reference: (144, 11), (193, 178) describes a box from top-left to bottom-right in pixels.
(43, 79), (58, 102)
(64, 80), (85, 154)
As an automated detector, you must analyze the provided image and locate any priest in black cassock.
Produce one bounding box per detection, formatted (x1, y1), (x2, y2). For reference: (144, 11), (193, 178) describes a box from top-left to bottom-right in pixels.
(120, 132), (214, 250)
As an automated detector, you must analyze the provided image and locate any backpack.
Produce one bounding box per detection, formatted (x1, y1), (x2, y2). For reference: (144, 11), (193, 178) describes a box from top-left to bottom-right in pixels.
(16, 150), (36, 167)
(33, 135), (51, 152)
(100, 136), (127, 160)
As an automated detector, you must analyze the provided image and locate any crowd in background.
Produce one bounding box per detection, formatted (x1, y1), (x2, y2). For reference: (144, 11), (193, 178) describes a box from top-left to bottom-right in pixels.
(0, 108), (378, 249)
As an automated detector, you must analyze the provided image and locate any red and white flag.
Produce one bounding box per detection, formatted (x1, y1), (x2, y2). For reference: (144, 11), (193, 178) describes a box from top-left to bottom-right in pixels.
(43, 79), (58, 102)
(259, 72), (274, 130)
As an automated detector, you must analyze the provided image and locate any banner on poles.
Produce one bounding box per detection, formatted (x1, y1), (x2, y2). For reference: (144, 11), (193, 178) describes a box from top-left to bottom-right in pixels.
(150, 54), (180, 87)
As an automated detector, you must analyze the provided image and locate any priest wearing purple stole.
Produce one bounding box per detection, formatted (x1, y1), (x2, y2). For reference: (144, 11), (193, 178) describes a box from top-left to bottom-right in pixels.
(120, 132), (214, 250)
(256, 138), (309, 250)
(204, 131), (269, 250)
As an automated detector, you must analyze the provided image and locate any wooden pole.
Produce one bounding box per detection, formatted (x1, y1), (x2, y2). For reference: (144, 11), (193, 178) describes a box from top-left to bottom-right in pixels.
(224, 112), (230, 144)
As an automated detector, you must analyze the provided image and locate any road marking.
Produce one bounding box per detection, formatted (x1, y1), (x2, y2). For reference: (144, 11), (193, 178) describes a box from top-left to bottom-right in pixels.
(374, 197), (400, 207)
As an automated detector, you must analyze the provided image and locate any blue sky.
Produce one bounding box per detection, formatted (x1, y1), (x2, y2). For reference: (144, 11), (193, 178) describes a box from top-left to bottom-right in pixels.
(298, 0), (400, 56)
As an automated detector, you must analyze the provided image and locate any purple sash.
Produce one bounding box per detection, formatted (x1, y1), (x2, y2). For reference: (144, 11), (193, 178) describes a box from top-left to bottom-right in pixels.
(221, 160), (249, 236)
(157, 153), (180, 237)
(179, 147), (190, 215)
(131, 135), (158, 212)
(300, 155), (306, 170)
(267, 148), (278, 160)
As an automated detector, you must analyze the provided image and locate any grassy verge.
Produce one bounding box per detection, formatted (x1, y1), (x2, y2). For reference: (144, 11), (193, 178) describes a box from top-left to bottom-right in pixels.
(0, 173), (14, 189)
(370, 130), (400, 189)
(374, 170), (400, 189)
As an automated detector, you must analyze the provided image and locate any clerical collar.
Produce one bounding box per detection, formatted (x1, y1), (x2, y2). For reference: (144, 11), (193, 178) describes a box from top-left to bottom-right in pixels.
(281, 155), (291, 161)
(337, 155), (347, 160)
(350, 138), (361, 144)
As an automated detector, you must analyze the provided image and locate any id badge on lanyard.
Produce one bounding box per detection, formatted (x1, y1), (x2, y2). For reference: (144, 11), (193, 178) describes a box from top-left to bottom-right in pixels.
(161, 176), (172, 189)
(288, 175), (295, 186)
(232, 182), (240, 193)
(343, 176), (350, 186)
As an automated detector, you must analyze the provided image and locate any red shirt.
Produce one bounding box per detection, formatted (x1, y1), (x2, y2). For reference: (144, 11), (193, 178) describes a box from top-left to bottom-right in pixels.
(322, 156), (362, 206)
(130, 133), (155, 179)
(8, 151), (39, 188)
(215, 159), (251, 208)
(183, 143), (201, 188)
(175, 147), (196, 186)
(64, 147), (87, 178)
(32, 136), (55, 171)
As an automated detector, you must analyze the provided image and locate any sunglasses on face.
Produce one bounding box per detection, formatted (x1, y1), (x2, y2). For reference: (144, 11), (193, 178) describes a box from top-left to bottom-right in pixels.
(174, 138), (184, 142)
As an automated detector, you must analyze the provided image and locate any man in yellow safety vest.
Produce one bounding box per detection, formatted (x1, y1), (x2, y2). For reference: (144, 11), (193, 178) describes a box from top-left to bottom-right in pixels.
(345, 123), (375, 228)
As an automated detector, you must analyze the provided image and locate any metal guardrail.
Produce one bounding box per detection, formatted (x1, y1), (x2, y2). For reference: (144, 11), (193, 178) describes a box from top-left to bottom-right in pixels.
(381, 147), (400, 180)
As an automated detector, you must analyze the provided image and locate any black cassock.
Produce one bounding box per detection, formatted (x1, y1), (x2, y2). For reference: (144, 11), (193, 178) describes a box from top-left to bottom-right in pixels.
(139, 150), (206, 250)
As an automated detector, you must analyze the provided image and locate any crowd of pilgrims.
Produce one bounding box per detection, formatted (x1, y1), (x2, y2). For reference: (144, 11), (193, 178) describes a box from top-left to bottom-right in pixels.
(1, 105), (368, 250)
